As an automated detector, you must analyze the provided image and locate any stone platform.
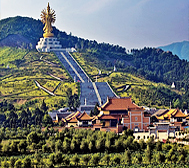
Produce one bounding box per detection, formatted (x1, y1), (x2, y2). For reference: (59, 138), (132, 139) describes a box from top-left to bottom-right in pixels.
(36, 37), (62, 52)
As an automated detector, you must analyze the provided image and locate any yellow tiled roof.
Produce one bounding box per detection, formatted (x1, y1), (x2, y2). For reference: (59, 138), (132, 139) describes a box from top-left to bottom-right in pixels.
(77, 111), (93, 120)
(156, 109), (187, 120)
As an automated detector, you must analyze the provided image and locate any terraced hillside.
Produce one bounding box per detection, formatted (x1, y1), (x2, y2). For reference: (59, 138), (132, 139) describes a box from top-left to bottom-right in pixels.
(0, 47), (183, 110)
(55, 51), (90, 82)
(71, 52), (182, 109)
(0, 47), (78, 110)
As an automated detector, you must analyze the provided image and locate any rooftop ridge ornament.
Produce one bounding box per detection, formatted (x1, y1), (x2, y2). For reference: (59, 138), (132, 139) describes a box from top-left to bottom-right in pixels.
(40, 2), (56, 38)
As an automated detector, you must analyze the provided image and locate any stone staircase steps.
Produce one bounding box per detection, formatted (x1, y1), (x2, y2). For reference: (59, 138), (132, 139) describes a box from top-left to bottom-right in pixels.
(55, 51), (117, 112)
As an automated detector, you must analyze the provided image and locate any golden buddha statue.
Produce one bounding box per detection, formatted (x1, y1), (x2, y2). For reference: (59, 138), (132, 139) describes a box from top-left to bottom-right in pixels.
(41, 3), (56, 38)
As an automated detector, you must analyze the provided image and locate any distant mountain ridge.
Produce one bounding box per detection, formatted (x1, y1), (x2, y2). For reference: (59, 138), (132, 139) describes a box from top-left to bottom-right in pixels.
(159, 41), (189, 61)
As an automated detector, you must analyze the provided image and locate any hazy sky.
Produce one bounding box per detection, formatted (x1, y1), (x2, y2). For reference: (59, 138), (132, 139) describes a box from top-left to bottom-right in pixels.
(0, 0), (188, 49)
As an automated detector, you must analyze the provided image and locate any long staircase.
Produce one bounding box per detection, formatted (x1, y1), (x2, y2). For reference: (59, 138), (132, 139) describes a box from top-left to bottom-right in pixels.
(55, 51), (90, 82)
(54, 50), (117, 112)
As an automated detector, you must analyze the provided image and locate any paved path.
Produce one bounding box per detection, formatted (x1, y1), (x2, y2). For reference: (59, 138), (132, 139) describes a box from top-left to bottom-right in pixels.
(60, 52), (85, 82)
(55, 51), (90, 82)
(34, 80), (56, 96)
(96, 82), (119, 104)
(92, 82), (102, 106)
(54, 51), (117, 110)
(53, 82), (62, 93)
(48, 73), (63, 81)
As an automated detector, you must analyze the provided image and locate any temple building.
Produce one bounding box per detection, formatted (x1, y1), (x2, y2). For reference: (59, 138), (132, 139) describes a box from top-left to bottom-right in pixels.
(63, 111), (94, 127)
(93, 97), (150, 133)
(155, 108), (188, 131)
(77, 111), (93, 127)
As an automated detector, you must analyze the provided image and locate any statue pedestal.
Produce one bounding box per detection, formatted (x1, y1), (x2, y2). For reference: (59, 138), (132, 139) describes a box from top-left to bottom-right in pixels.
(36, 37), (63, 52)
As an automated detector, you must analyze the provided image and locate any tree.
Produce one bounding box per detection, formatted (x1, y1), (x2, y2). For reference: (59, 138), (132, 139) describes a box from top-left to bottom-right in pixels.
(145, 146), (152, 163)
(1, 160), (9, 168)
(178, 154), (185, 163)
(112, 154), (121, 165)
(105, 139), (111, 152)
(22, 157), (31, 168)
(66, 88), (72, 98)
(55, 151), (63, 166)
(63, 155), (70, 166)
(9, 157), (16, 168)
(88, 141), (94, 152)
(156, 152), (165, 163)
(91, 153), (101, 166)
(96, 139), (104, 152)
(81, 155), (91, 166)
(49, 153), (56, 167)
(41, 99), (48, 112)
(10, 141), (19, 153)
(70, 139), (76, 152)
(55, 139), (62, 152)
(80, 140), (88, 153)
(68, 94), (80, 111)
(27, 131), (40, 145)
(33, 107), (43, 125)
(139, 139), (146, 151)
(7, 110), (18, 128)
(19, 109), (28, 128)
(135, 152), (142, 164)
(42, 144), (50, 153)
(63, 139), (70, 153)
(124, 150), (131, 165)
(155, 140), (162, 151)
(93, 103), (99, 116)
(103, 154), (110, 166)
(146, 136), (155, 150)
(71, 153), (80, 166)
(42, 114), (53, 127)
(66, 88), (80, 111)
(14, 159), (22, 168)
(114, 139), (123, 151)
(173, 98), (181, 108)
(2, 142), (10, 154)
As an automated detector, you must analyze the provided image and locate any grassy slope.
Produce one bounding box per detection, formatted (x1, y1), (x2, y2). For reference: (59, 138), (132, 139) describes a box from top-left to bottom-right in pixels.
(72, 52), (182, 109)
(0, 47), (77, 111)
(0, 47), (182, 110)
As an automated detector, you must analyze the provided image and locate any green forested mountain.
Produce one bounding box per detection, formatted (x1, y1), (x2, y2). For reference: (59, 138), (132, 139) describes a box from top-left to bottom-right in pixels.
(0, 16), (125, 52)
(0, 16), (189, 109)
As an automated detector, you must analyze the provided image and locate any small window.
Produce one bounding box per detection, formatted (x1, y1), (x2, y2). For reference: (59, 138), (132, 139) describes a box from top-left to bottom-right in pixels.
(135, 123), (138, 126)
(135, 117), (138, 121)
